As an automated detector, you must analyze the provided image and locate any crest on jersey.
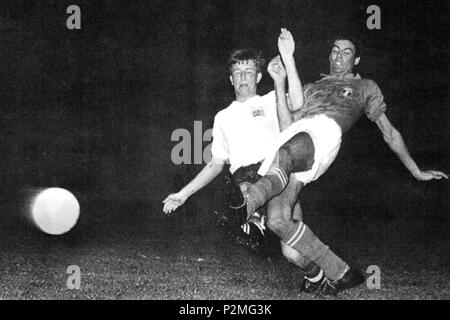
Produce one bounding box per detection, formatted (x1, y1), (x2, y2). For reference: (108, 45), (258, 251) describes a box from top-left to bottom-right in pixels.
(252, 108), (265, 117)
(341, 87), (354, 98)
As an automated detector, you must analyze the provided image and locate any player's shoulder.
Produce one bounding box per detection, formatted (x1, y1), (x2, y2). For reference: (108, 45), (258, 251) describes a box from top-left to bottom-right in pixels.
(214, 100), (239, 121)
(360, 77), (380, 89)
(358, 77), (385, 98)
(303, 82), (314, 92)
(260, 90), (276, 103)
(253, 91), (276, 110)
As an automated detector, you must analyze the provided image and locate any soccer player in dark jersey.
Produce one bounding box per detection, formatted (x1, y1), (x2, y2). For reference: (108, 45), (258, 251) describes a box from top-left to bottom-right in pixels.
(241, 29), (448, 295)
(163, 30), (355, 296)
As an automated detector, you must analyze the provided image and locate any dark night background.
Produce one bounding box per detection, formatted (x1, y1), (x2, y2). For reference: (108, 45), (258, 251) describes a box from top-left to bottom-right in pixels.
(0, 0), (448, 299)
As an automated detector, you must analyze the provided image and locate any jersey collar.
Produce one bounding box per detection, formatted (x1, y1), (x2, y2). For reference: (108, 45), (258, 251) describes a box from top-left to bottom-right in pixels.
(319, 72), (361, 80)
(235, 94), (260, 104)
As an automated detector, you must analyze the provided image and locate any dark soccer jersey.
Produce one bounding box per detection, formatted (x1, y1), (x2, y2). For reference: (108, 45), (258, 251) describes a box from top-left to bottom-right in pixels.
(292, 73), (387, 133)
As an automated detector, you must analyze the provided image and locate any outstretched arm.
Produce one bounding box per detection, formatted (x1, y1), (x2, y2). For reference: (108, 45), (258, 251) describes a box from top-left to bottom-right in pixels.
(375, 114), (448, 181)
(278, 28), (304, 112)
(162, 158), (225, 213)
(267, 55), (292, 130)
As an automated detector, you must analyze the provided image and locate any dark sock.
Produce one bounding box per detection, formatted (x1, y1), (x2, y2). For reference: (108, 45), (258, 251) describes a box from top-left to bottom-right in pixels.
(301, 262), (323, 281)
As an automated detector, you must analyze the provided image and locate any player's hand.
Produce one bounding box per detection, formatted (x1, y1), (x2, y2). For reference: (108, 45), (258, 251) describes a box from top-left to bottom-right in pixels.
(278, 28), (295, 57)
(162, 192), (188, 214)
(414, 170), (448, 181)
(267, 55), (286, 83)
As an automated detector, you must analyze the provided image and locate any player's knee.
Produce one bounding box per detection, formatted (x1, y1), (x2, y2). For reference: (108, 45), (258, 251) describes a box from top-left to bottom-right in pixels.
(279, 133), (314, 173)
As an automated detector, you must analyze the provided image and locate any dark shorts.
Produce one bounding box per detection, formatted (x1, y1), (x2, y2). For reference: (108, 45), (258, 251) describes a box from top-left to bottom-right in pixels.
(226, 162), (266, 217)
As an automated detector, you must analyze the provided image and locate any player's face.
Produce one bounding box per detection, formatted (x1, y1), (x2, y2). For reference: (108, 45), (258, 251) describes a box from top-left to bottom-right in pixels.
(230, 60), (262, 102)
(329, 40), (360, 76)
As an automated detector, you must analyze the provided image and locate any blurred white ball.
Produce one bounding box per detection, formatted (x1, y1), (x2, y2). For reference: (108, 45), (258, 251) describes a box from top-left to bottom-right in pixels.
(31, 188), (80, 235)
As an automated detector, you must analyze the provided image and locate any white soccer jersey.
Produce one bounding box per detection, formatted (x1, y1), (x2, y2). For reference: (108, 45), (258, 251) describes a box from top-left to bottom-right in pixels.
(211, 91), (280, 174)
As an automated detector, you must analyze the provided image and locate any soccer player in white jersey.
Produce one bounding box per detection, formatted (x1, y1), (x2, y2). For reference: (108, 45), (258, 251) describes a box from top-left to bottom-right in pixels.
(163, 31), (354, 294)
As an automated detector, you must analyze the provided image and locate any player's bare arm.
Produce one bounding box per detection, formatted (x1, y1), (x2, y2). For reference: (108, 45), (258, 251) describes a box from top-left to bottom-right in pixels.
(375, 113), (448, 181)
(163, 158), (225, 214)
(278, 28), (304, 112)
(267, 55), (292, 130)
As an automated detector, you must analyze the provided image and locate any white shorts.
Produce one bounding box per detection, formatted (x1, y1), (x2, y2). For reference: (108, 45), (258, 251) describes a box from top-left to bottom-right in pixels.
(257, 114), (342, 185)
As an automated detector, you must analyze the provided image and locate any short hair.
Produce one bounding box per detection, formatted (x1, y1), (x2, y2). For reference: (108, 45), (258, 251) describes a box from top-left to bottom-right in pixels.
(329, 35), (362, 58)
(227, 48), (265, 73)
